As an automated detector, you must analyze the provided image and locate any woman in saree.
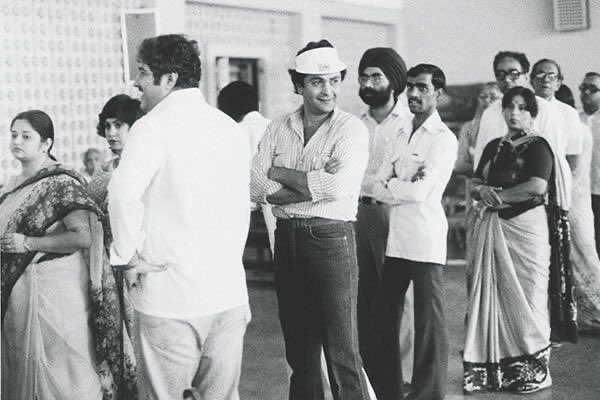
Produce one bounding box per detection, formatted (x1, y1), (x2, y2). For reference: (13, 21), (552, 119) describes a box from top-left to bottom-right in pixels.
(1, 110), (134, 399)
(462, 87), (577, 394)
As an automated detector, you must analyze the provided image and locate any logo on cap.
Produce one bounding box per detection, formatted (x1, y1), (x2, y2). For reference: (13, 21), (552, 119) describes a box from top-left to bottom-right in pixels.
(318, 64), (331, 72)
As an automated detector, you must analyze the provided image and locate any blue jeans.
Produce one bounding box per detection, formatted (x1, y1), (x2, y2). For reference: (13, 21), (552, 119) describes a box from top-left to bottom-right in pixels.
(274, 218), (369, 400)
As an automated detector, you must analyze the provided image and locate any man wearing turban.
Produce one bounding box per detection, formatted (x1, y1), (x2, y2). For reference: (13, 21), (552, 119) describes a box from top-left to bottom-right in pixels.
(355, 47), (415, 393)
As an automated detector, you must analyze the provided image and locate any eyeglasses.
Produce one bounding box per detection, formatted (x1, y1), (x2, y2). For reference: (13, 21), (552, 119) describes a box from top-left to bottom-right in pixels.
(494, 69), (523, 81)
(358, 74), (383, 85)
(579, 83), (600, 94)
(534, 72), (559, 82)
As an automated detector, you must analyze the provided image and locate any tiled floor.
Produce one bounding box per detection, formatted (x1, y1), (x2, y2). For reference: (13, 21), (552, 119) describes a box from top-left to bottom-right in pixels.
(239, 266), (600, 400)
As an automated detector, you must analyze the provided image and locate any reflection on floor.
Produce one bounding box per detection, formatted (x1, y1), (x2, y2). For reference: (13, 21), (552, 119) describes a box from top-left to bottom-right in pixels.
(239, 266), (600, 400)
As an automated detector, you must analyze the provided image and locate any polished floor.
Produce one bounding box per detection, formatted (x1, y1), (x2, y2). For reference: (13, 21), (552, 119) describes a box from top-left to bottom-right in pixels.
(239, 266), (600, 400)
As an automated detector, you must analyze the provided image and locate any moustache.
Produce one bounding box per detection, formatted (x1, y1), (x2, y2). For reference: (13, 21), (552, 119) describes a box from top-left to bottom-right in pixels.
(408, 98), (422, 104)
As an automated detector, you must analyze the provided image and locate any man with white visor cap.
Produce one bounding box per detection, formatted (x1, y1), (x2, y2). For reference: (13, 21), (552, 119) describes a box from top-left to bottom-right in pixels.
(251, 40), (370, 400)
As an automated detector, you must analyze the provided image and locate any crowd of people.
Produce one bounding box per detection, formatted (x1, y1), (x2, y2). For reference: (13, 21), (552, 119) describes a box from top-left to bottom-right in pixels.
(1, 32), (599, 400)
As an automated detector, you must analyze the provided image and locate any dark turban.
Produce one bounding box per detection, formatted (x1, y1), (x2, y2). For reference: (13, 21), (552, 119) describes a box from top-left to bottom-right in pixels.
(358, 48), (407, 96)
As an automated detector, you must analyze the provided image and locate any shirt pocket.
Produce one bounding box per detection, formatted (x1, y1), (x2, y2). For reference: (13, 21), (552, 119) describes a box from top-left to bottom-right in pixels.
(273, 144), (291, 167)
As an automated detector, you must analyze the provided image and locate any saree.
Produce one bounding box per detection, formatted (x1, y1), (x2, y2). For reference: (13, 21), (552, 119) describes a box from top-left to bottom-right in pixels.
(462, 135), (577, 394)
(0, 164), (136, 400)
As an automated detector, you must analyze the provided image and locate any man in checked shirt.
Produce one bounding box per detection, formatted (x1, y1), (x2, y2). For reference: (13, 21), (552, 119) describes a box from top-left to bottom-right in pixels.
(250, 40), (370, 400)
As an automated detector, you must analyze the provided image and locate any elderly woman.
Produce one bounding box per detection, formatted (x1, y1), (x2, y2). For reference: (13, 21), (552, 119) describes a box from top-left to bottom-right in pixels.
(1, 110), (130, 399)
(462, 87), (576, 394)
(455, 81), (502, 175)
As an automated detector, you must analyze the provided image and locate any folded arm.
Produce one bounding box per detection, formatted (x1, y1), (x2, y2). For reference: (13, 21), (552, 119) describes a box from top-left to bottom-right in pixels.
(250, 125), (284, 203)
(376, 134), (458, 204)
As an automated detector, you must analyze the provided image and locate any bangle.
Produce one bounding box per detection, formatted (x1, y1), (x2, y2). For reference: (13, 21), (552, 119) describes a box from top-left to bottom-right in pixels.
(23, 237), (33, 252)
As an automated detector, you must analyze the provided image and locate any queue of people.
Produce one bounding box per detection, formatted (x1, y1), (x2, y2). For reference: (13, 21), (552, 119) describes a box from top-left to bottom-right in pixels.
(1, 33), (600, 400)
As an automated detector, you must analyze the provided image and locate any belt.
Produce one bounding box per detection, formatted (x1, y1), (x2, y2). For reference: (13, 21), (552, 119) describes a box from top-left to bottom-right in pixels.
(277, 217), (350, 228)
(358, 196), (384, 205)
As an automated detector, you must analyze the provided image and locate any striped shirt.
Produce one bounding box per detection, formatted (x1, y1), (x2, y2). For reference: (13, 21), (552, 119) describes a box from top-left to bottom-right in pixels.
(250, 106), (369, 221)
(360, 99), (413, 198)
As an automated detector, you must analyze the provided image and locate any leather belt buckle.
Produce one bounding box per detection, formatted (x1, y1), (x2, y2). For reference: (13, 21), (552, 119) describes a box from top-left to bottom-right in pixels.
(359, 196), (382, 205)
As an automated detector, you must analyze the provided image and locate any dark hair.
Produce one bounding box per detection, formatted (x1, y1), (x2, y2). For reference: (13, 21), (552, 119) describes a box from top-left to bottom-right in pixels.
(97, 94), (143, 137)
(11, 110), (57, 161)
(501, 86), (538, 118)
(217, 81), (259, 122)
(493, 51), (530, 73)
(288, 39), (347, 94)
(555, 84), (575, 108)
(406, 63), (446, 90)
(531, 58), (563, 80)
(585, 71), (600, 80)
(137, 34), (201, 88)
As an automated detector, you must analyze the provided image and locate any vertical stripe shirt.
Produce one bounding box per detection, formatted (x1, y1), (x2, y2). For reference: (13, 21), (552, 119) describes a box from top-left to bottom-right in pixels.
(251, 106), (369, 221)
(360, 99), (413, 198)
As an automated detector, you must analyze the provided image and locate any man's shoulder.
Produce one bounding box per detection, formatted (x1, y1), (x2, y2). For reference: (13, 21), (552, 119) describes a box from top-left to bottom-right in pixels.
(333, 109), (368, 132)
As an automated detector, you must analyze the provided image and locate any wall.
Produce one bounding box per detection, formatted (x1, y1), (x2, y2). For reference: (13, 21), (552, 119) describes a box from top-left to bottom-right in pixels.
(322, 17), (394, 116)
(399, 0), (600, 108)
(0, 0), (143, 185)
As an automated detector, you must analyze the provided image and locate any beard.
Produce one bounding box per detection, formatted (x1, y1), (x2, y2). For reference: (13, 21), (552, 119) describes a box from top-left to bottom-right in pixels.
(359, 85), (393, 108)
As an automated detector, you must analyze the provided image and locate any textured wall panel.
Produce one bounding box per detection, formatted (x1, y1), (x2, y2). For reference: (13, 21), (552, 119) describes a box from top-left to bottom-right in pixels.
(0, 0), (140, 186)
(186, 3), (299, 120)
(322, 17), (393, 116)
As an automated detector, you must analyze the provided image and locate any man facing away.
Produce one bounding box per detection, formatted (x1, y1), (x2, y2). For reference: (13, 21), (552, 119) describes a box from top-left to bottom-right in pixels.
(370, 64), (456, 400)
(355, 47), (415, 387)
(108, 34), (251, 400)
(250, 39), (370, 400)
(218, 80), (276, 256)
(579, 71), (600, 257)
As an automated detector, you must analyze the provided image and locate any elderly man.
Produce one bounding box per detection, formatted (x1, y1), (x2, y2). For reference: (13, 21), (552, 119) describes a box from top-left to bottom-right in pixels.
(370, 63), (456, 400)
(531, 58), (582, 173)
(355, 47), (414, 387)
(109, 34), (250, 400)
(251, 40), (370, 400)
(579, 71), (600, 257)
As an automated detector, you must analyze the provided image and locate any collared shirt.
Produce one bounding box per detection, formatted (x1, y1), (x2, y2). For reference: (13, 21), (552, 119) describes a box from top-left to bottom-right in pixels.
(250, 106), (369, 221)
(108, 88), (250, 319)
(372, 110), (457, 264)
(360, 100), (413, 198)
(240, 111), (271, 210)
(581, 109), (600, 194)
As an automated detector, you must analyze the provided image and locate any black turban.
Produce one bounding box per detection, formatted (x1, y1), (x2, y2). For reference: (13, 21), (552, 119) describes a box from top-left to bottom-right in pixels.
(358, 48), (407, 95)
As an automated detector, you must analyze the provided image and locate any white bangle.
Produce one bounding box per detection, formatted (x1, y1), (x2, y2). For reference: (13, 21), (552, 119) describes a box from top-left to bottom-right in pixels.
(23, 237), (33, 252)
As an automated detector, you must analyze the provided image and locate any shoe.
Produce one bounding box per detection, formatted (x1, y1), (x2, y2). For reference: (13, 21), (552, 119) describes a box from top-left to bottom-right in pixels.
(515, 372), (552, 394)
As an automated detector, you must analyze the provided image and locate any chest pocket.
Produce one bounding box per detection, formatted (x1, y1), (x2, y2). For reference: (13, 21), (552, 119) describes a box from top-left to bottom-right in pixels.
(273, 143), (292, 168)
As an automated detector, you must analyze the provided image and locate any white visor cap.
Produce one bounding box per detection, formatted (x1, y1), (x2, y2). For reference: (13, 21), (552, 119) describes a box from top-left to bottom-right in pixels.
(293, 47), (347, 74)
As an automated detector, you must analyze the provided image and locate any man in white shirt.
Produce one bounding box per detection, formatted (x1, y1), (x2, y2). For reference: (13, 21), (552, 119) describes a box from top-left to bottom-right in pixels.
(579, 71), (600, 257)
(531, 58), (582, 173)
(108, 34), (250, 400)
(354, 47), (414, 387)
(218, 81), (276, 254)
(473, 51), (531, 169)
(251, 40), (370, 400)
(370, 64), (456, 400)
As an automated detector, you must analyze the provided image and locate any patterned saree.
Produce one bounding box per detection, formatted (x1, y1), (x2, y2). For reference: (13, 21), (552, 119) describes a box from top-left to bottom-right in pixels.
(0, 164), (136, 400)
(462, 135), (577, 394)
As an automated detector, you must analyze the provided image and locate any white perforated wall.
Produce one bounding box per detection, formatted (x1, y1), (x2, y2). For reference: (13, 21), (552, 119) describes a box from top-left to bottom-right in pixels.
(186, 3), (299, 119)
(0, 0), (140, 186)
(322, 17), (394, 116)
